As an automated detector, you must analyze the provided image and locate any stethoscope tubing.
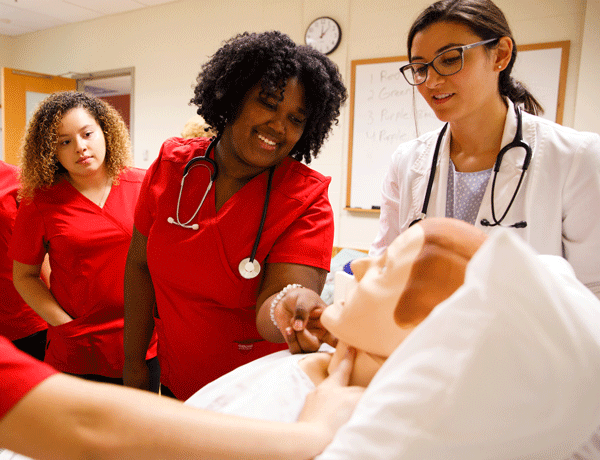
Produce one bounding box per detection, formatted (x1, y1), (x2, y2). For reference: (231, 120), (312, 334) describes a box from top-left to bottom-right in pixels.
(172, 162), (214, 229)
(167, 137), (274, 279)
(412, 105), (532, 228)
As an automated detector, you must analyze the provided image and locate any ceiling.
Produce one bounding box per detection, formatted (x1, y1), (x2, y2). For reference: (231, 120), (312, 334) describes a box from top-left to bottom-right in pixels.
(0, 0), (179, 36)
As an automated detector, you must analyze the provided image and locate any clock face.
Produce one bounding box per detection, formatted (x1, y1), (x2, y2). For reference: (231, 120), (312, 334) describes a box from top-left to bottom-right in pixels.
(305, 17), (341, 55)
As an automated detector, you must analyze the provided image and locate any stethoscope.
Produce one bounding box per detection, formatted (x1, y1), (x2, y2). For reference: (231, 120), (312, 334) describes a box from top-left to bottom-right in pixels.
(167, 137), (274, 279)
(410, 105), (532, 229)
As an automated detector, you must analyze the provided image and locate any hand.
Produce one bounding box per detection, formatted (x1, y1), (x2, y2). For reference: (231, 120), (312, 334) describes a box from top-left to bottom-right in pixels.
(274, 287), (338, 353)
(297, 347), (363, 443)
(123, 357), (151, 391)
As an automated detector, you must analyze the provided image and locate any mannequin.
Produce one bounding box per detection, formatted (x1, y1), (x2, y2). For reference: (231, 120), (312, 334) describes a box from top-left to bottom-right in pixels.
(319, 217), (486, 387)
(186, 217), (487, 420)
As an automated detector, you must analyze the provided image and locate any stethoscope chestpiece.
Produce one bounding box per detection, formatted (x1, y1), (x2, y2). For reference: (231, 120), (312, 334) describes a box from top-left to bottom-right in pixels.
(170, 137), (273, 281)
(239, 258), (261, 279)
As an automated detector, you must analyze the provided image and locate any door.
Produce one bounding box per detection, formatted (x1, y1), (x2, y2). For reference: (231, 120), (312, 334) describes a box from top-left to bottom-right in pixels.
(2, 68), (76, 165)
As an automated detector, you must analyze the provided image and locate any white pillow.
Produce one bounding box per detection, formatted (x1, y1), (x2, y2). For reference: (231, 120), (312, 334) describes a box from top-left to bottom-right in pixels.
(317, 229), (600, 459)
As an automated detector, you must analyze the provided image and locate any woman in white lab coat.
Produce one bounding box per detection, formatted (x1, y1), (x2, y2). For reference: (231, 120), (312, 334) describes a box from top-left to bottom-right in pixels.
(371, 0), (600, 298)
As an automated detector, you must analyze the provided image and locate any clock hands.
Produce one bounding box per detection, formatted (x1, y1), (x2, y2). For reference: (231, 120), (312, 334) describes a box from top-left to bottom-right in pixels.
(306, 17), (340, 54)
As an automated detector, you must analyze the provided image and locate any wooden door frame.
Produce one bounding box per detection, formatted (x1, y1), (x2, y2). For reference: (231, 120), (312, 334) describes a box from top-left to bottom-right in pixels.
(73, 67), (134, 151)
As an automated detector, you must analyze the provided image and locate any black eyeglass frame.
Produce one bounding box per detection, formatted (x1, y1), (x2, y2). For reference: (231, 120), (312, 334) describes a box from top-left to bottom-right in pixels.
(400, 37), (500, 86)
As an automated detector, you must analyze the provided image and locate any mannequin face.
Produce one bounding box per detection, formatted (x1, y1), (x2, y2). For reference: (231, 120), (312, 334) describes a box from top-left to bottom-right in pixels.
(322, 218), (488, 359)
(320, 218), (487, 387)
(321, 224), (426, 358)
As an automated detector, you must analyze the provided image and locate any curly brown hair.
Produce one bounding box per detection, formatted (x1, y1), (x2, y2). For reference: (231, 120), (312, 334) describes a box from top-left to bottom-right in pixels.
(18, 91), (132, 201)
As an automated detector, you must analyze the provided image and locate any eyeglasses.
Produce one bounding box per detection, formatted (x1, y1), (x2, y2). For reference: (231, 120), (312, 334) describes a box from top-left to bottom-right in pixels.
(400, 38), (499, 86)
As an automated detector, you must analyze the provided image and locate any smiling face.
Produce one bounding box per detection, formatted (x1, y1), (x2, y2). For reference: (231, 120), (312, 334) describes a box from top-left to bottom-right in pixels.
(217, 76), (307, 177)
(410, 21), (502, 125)
(55, 107), (107, 181)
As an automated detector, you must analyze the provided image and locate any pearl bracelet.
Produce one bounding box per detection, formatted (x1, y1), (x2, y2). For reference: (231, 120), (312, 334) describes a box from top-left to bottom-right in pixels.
(270, 284), (302, 328)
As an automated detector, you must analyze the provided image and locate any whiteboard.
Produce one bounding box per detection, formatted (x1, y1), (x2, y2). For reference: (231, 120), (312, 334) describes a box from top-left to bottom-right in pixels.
(346, 41), (570, 211)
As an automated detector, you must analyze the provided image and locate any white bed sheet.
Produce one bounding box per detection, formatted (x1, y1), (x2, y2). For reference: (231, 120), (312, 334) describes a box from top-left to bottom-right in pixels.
(186, 345), (334, 422)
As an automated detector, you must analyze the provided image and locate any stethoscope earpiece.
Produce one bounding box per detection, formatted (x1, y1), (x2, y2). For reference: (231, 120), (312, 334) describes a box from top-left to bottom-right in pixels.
(168, 215), (200, 230)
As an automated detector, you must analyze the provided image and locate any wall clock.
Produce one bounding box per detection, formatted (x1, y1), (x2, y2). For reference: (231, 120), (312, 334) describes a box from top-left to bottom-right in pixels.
(305, 17), (342, 55)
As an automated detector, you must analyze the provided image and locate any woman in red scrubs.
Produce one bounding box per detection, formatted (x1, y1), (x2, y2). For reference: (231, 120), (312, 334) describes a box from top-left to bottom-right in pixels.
(9, 91), (158, 387)
(0, 160), (48, 360)
(124, 31), (347, 400)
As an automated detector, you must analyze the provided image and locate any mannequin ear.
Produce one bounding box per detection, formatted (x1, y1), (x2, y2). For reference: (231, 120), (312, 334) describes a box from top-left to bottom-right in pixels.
(494, 36), (513, 71)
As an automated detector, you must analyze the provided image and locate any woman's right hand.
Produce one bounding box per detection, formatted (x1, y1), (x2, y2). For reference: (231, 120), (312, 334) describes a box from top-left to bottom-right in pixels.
(297, 347), (363, 445)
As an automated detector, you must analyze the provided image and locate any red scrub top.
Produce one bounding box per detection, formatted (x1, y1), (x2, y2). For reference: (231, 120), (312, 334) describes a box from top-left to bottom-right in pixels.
(136, 137), (334, 400)
(0, 335), (58, 420)
(9, 168), (157, 377)
(0, 161), (48, 341)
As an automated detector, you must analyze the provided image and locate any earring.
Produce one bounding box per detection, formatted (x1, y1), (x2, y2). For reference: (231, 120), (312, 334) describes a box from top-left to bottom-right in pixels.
(498, 65), (502, 69)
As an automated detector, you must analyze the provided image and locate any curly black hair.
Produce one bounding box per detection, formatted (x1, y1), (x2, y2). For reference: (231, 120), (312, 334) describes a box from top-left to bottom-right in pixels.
(190, 30), (347, 164)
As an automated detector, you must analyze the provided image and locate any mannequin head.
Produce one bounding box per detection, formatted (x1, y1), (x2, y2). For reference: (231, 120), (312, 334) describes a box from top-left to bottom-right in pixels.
(322, 217), (487, 385)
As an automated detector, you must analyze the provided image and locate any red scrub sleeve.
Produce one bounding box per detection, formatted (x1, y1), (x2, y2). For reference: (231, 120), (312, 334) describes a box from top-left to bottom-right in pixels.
(0, 336), (58, 420)
(134, 152), (163, 237)
(135, 137), (211, 237)
(8, 200), (47, 266)
(0, 164), (48, 340)
(266, 187), (334, 271)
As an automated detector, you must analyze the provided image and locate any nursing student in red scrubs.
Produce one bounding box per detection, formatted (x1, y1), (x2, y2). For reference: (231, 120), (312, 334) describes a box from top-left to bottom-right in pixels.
(0, 160), (48, 360)
(9, 91), (158, 387)
(123, 31), (347, 400)
(0, 334), (362, 460)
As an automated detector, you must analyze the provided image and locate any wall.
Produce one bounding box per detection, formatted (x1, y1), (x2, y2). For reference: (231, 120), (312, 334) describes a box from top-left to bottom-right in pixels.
(574, 0), (600, 133)
(0, 0), (593, 250)
(0, 34), (16, 158)
(0, 34), (15, 63)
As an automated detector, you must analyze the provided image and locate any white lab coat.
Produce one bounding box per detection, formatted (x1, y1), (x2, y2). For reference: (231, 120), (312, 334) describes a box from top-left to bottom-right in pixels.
(371, 100), (600, 299)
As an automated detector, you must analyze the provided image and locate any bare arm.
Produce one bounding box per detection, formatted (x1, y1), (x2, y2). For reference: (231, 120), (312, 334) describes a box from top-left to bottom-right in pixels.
(123, 227), (156, 390)
(256, 262), (335, 353)
(0, 349), (362, 460)
(12, 260), (72, 326)
(39, 254), (51, 288)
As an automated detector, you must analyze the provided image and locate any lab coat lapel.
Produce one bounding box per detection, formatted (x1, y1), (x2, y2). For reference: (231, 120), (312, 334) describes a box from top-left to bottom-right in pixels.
(410, 125), (451, 221)
(432, 129), (451, 219)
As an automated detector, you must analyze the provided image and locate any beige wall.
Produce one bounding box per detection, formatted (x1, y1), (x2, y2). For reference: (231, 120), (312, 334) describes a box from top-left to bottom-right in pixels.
(1, 0), (594, 249)
(574, 0), (600, 133)
(0, 34), (14, 63)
